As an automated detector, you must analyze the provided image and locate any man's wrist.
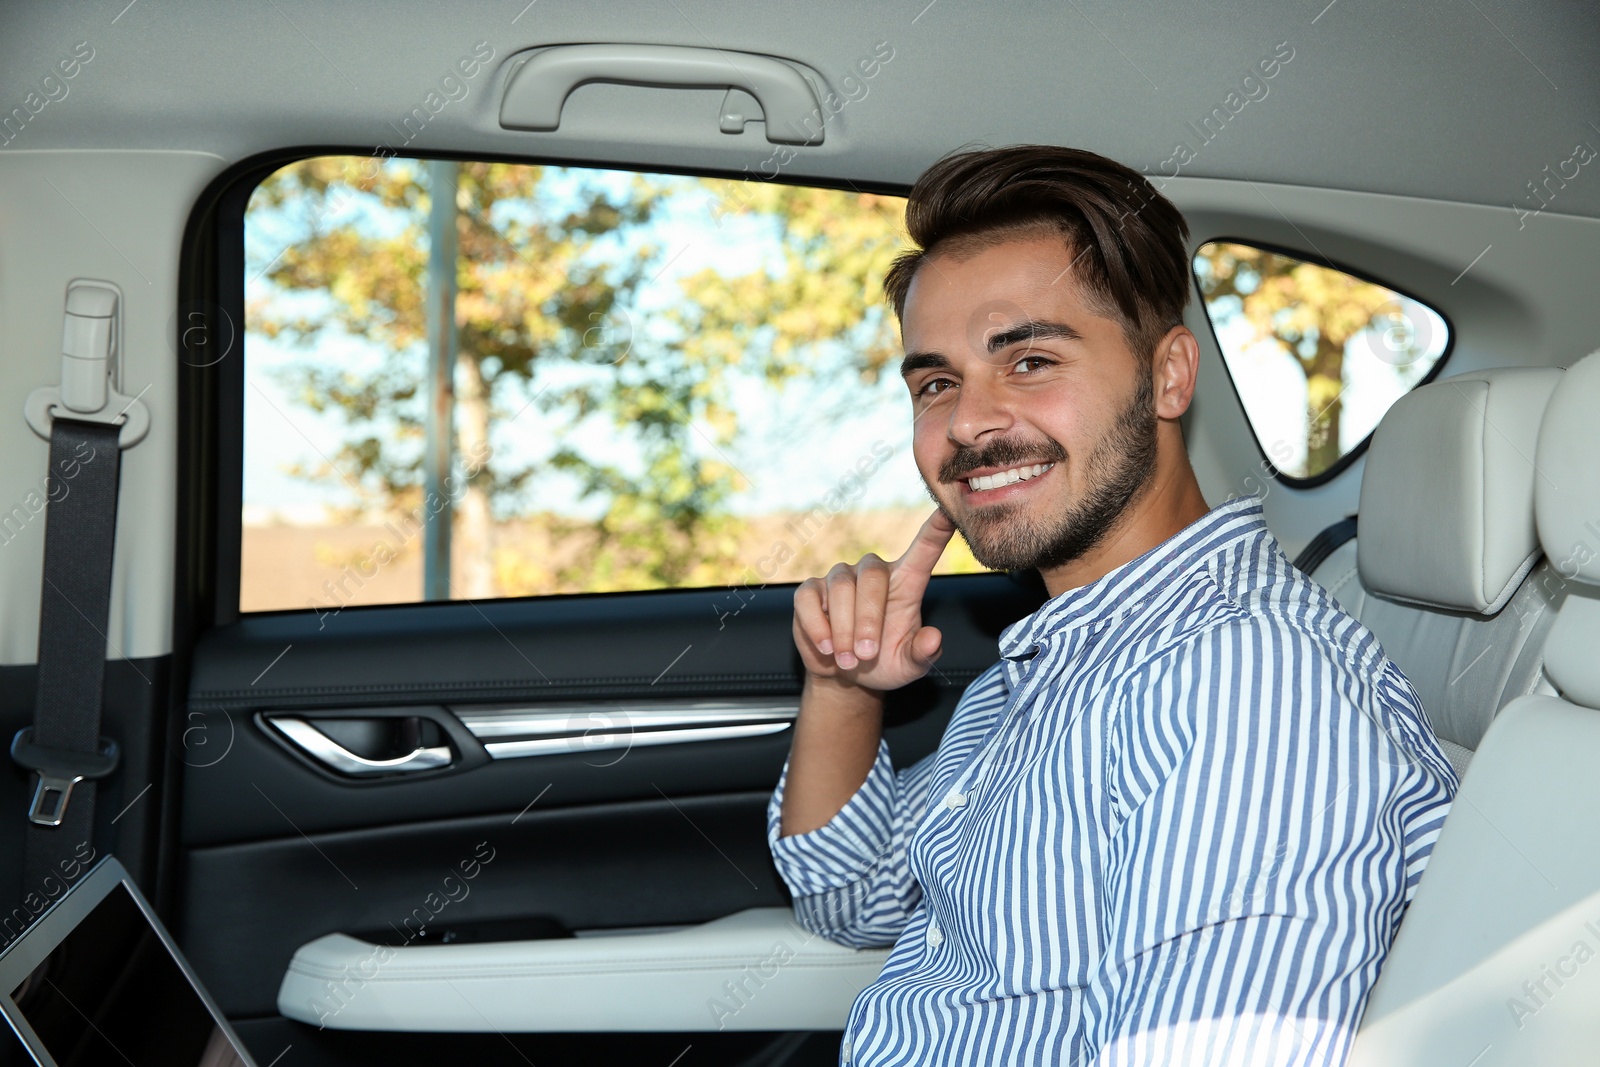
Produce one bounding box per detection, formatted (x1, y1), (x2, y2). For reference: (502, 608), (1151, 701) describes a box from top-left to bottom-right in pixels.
(803, 671), (887, 710)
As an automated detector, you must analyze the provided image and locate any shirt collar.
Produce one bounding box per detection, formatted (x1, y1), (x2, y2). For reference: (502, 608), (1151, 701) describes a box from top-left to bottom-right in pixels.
(998, 495), (1269, 660)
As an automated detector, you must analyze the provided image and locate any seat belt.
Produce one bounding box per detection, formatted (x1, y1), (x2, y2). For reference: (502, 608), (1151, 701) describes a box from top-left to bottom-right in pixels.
(13, 420), (123, 889)
(10, 281), (150, 900)
(1292, 514), (1358, 575)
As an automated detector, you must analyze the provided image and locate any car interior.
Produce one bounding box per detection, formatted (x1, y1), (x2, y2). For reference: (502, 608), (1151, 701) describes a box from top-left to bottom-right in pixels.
(1, 2), (1598, 1065)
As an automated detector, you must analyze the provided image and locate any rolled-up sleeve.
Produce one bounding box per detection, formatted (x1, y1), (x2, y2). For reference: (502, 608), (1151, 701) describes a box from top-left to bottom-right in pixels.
(767, 739), (937, 948)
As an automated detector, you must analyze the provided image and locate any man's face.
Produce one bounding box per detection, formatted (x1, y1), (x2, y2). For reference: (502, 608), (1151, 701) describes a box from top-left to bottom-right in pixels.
(899, 234), (1160, 573)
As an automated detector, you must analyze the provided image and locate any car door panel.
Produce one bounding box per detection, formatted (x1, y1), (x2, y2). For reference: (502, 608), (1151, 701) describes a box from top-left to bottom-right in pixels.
(226, 1019), (844, 1067)
(180, 791), (784, 1019)
(177, 581), (1019, 843)
(174, 573), (1046, 1062)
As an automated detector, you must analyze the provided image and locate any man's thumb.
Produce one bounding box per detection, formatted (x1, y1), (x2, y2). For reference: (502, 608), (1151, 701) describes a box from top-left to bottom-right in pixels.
(910, 625), (943, 667)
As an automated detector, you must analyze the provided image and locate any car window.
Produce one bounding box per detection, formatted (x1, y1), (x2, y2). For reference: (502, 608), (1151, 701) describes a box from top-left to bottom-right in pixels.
(241, 155), (988, 613)
(1192, 240), (1450, 483)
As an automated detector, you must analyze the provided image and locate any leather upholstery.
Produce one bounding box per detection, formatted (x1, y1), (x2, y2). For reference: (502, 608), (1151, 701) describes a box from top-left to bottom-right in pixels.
(1533, 348), (1600, 705)
(1352, 351), (1600, 1065)
(1542, 592), (1600, 709)
(1315, 366), (1566, 757)
(1533, 348), (1600, 585)
(1318, 540), (1562, 754)
(1358, 367), (1562, 614)
(1351, 697), (1600, 1066)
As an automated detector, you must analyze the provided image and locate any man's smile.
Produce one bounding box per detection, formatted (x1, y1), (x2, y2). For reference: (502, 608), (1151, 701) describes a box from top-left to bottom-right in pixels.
(957, 461), (1057, 501)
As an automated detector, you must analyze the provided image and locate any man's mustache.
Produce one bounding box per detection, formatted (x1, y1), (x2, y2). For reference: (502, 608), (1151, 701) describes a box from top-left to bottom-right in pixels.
(940, 438), (1068, 483)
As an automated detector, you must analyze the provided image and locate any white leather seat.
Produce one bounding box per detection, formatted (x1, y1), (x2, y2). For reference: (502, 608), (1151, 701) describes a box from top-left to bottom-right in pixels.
(1311, 366), (1566, 775)
(1350, 348), (1600, 1065)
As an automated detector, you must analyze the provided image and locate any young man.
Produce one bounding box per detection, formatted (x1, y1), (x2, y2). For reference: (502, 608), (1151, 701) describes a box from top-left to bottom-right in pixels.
(767, 145), (1458, 1066)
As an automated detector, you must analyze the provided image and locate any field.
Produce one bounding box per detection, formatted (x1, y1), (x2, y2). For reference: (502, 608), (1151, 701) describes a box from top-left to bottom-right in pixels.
(240, 507), (987, 614)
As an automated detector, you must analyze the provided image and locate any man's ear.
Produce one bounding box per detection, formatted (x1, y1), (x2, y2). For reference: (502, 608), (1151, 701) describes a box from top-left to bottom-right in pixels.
(1151, 325), (1200, 420)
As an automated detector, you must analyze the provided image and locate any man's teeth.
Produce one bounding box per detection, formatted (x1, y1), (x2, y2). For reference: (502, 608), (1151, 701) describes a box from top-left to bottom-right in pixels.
(967, 463), (1054, 492)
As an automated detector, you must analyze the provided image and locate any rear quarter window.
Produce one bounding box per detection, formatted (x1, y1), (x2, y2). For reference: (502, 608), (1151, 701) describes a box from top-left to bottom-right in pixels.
(1192, 240), (1451, 484)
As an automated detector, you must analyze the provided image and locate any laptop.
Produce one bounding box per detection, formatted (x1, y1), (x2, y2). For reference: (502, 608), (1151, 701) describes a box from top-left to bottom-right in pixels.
(0, 856), (257, 1067)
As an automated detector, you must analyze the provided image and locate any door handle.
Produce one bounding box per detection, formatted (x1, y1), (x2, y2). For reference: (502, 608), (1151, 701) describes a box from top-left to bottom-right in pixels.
(267, 717), (454, 778)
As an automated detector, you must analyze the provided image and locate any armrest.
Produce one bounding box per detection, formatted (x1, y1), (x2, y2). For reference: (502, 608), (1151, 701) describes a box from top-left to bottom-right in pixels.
(277, 907), (890, 1032)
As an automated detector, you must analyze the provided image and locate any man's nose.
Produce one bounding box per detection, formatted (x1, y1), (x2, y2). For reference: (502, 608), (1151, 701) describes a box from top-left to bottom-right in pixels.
(946, 373), (1014, 447)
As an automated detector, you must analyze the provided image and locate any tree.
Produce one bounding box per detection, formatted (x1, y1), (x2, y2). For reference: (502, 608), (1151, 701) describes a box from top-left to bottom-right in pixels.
(247, 159), (928, 597)
(1194, 243), (1400, 476)
(677, 179), (907, 388)
(250, 158), (678, 596)
(535, 177), (918, 591)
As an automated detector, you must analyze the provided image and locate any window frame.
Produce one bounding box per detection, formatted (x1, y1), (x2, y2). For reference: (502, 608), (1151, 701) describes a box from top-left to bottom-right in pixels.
(1189, 235), (1456, 490)
(182, 146), (926, 627)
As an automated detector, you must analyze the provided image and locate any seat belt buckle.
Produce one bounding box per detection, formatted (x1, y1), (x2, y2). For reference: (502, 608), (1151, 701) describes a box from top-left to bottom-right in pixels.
(10, 728), (119, 828)
(28, 771), (85, 828)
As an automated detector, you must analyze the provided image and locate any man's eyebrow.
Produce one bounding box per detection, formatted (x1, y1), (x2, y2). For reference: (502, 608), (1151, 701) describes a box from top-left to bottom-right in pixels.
(984, 319), (1083, 353)
(899, 351), (951, 378)
(898, 319), (1083, 378)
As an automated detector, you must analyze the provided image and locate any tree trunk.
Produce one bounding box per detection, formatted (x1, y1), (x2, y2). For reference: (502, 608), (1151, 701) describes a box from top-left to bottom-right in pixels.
(454, 351), (496, 598)
(1302, 338), (1344, 477)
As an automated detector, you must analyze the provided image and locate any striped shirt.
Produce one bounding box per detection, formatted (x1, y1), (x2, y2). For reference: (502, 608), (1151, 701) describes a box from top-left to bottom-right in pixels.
(767, 496), (1458, 1066)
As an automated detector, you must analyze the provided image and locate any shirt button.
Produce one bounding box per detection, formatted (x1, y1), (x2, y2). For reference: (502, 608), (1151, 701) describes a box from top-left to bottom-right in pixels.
(943, 790), (968, 810)
(842, 1035), (852, 1063)
(927, 920), (944, 948)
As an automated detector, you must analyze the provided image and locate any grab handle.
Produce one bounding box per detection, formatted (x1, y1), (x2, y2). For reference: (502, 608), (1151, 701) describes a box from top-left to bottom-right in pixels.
(499, 44), (824, 144)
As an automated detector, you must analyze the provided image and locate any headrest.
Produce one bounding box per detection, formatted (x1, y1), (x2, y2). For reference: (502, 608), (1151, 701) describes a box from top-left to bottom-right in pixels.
(1535, 349), (1600, 708)
(1358, 366), (1562, 614)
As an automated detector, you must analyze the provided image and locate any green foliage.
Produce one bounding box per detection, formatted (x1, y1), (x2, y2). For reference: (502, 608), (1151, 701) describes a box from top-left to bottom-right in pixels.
(248, 158), (913, 594)
(676, 180), (906, 387)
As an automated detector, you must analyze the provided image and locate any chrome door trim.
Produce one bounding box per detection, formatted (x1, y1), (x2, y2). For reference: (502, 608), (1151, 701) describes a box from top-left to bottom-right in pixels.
(483, 720), (791, 759)
(453, 698), (798, 759)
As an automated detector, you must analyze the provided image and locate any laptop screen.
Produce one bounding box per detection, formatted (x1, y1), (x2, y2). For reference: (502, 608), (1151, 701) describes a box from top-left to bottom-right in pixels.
(0, 861), (253, 1067)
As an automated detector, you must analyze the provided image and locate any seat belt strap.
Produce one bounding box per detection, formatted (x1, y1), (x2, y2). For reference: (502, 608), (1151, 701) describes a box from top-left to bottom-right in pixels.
(13, 416), (124, 893)
(1292, 514), (1358, 575)
(11, 282), (150, 906)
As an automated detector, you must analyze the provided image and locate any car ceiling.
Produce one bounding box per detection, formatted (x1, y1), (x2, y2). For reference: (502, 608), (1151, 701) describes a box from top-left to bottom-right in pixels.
(3, 0), (1596, 216)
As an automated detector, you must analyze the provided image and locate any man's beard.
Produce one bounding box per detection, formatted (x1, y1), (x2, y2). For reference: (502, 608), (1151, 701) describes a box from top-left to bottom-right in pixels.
(927, 370), (1159, 573)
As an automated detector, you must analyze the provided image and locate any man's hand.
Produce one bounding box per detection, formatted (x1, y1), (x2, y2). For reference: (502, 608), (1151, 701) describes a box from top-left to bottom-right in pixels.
(779, 509), (958, 838)
(791, 509), (957, 691)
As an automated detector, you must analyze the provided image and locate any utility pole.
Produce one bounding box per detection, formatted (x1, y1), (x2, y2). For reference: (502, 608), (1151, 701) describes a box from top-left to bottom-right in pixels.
(423, 159), (459, 601)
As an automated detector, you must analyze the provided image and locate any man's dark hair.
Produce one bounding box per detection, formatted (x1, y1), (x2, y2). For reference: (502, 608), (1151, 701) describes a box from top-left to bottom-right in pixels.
(883, 145), (1192, 359)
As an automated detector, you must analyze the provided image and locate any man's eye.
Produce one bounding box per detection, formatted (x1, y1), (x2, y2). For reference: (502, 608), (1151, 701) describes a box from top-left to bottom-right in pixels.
(917, 378), (955, 398)
(1014, 355), (1053, 374)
